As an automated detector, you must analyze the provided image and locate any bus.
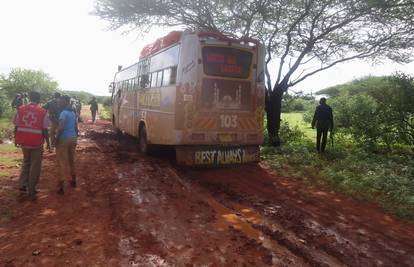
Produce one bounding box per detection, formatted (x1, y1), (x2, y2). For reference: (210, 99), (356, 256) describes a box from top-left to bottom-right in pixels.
(110, 30), (265, 166)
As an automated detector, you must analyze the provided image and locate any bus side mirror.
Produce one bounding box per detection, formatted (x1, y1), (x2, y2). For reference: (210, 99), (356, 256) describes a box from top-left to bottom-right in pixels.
(108, 82), (115, 93)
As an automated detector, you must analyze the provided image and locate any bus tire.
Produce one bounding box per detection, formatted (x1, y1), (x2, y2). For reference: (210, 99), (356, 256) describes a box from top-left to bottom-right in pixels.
(139, 126), (151, 155)
(112, 115), (122, 137)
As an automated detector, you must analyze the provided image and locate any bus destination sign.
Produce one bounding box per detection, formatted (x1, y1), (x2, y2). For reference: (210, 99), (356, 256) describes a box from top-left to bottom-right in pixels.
(206, 53), (242, 75)
(202, 47), (252, 78)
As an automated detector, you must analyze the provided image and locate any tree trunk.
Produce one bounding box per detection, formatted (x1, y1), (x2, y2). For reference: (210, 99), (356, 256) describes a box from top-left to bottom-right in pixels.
(265, 84), (287, 147)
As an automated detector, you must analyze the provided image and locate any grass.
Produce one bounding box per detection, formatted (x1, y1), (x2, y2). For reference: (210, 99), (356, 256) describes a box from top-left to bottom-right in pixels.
(0, 117), (12, 129)
(79, 104), (111, 121)
(263, 112), (414, 220)
(0, 171), (13, 178)
(98, 104), (112, 121)
(0, 156), (20, 167)
(0, 144), (17, 153)
(281, 112), (315, 140)
(0, 117), (14, 140)
(0, 143), (19, 178)
(0, 144), (19, 170)
(0, 143), (19, 179)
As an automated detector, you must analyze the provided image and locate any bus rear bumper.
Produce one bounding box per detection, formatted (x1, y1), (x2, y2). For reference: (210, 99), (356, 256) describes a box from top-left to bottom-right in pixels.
(176, 145), (260, 166)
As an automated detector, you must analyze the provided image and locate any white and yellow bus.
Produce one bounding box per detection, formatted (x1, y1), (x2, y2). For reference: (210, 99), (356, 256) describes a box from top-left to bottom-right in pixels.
(111, 30), (265, 166)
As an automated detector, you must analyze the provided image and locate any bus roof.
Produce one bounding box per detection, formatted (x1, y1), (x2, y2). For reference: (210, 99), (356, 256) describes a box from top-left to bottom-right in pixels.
(139, 30), (261, 59)
(139, 31), (182, 59)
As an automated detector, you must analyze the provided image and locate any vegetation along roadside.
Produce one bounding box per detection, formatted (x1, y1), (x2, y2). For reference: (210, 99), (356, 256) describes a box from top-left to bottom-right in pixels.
(262, 74), (414, 220)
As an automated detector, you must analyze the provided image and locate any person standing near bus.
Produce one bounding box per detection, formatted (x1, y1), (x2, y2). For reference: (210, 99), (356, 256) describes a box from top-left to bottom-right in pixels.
(74, 96), (83, 122)
(55, 95), (78, 194)
(43, 92), (63, 148)
(88, 96), (98, 123)
(311, 97), (334, 153)
(14, 91), (50, 200)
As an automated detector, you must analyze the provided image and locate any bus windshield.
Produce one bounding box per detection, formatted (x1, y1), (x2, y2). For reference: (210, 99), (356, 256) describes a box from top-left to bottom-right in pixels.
(202, 47), (252, 79)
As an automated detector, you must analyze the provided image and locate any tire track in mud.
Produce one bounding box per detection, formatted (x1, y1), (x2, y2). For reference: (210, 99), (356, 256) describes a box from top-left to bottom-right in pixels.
(180, 167), (414, 267)
(88, 127), (294, 266)
(91, 137), (310, 266)
(87, 123), (414, 266)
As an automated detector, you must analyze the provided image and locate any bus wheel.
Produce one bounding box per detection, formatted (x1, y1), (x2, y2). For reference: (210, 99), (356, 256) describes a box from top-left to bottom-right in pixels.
(139, 126), (150, 155)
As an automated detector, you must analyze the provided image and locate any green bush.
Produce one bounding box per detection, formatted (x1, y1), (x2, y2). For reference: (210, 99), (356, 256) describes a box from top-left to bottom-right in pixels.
(324, 73), (414, 149)
(279, 121), (305, 144)
(0, 91), (12, 119)
(263, 119), (305, 145)
(302, 108), (314, 124)
(98, 104), (112, 121)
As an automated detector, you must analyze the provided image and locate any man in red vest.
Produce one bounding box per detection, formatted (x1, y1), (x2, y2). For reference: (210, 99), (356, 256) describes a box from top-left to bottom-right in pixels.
(14, 91), (50, 199)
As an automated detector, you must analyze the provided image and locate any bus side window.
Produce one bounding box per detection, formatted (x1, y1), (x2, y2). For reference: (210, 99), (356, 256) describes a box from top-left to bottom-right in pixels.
(156, 71), (163, 87)
(117, 84), (121, 98)
(135, 77), (139, 90)
(141, 74), (149, 88)
(162, 68), (171, 86)
(151, 72), (157, 88)
(170, 66), (177, 85)
(137, 77), (141, 89)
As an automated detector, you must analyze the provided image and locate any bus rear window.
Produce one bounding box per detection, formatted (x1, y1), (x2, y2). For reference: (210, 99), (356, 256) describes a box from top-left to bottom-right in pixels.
(202, 47), (252, 78)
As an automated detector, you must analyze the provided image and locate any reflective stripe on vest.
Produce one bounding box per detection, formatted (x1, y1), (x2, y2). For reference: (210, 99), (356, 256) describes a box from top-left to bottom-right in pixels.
(16, 127), (43, 134)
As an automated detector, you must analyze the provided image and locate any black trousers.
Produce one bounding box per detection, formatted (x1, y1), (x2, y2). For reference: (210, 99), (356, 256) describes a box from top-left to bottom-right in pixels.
(316, 127), (329, 152)
(91, 110), (97, 123)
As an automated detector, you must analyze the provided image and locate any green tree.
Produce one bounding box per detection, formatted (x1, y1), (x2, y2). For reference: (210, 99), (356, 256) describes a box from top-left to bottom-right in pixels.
(282, 92), (316, 113)
(0, 68), (59, 102)
(94, 0), (414, 146)
(63, 90), (94, 104)
(377, 74), (414, 146)
(0, 90), (9, 118)
(328, 74), (414, 148)
(317, 76), (389, 98)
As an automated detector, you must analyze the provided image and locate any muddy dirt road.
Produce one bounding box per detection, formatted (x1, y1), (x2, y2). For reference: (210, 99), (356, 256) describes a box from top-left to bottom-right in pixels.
(1, 121), (414, 266)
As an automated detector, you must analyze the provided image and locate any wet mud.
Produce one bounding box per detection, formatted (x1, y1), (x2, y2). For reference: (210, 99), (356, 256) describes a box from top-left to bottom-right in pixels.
(1, 121), (414, 266)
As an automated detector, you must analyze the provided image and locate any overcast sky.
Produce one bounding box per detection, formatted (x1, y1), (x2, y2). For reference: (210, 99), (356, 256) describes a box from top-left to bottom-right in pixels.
(1, 0), (413, 96)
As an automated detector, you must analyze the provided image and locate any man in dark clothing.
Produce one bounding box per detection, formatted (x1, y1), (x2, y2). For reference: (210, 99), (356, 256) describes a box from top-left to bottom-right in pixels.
(22, 93), (29, 104)
(74, 97), (83, 122)
(43, 92), (63, 148)
(88, 97), (98, 123)
(311, 98), (334, 153)
(11, 94), (23, 109)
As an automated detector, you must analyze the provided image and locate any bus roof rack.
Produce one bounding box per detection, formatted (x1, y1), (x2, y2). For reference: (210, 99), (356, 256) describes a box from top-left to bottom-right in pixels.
(139, 31), (183, 59)
(197, 31), (260, 47)
(139, 30), (261, 60)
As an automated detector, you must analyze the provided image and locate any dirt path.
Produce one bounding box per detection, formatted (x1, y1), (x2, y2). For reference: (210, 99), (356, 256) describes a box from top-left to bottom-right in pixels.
(1, 121), (413, 266)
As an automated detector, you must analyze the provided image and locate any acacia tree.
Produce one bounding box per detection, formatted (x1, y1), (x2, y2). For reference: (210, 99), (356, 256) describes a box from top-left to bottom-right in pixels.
(94, 0), (414, 146)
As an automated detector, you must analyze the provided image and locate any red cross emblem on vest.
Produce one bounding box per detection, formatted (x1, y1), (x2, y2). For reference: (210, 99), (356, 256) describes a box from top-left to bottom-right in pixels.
(22, 112), (38, 127)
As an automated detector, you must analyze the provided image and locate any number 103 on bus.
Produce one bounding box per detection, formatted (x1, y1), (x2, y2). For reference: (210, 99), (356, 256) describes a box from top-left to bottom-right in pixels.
(220, 115), (238, 128)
